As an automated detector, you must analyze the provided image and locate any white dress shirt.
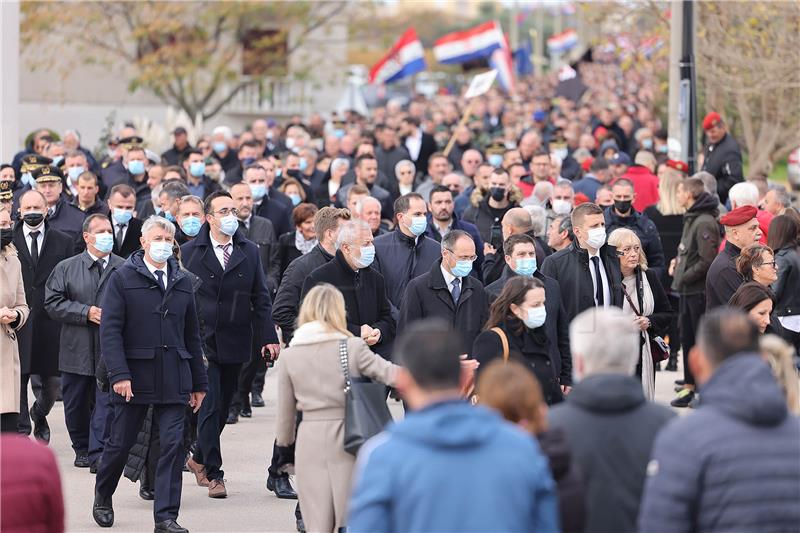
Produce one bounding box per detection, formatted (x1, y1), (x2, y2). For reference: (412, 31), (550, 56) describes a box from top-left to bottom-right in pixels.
(23, 223), (44, 256)
(405, 130), (422, 161)
(87, 250), (107, 270)
(588, 250), (611, 308)
(210, 233), (232, 270)
(143, 256), (168, 289)
(440, 264), (461, 297)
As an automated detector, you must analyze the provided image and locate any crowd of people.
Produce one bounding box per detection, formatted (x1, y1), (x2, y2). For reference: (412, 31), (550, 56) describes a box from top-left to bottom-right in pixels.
(1, 57), (800, 533)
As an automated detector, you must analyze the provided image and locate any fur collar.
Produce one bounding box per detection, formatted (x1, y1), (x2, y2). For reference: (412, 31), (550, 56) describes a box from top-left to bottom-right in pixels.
(289, 321), (350, 347)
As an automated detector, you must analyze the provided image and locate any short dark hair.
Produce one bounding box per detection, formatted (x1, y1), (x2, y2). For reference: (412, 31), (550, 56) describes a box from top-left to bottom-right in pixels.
(240, 140), (260, 150)
(612, 178), (635, 191)
(697, 307), (760, 367)
(429, 185), (452, 200)
(531, 148), (551, 160)
(427, 152), (448, 169)
(355, 154), (376, 168)
(503, 233), (535, 256)
(393, 192), (425, 217)
(683, 177), (706, 199)
(204, 190), (232, 215)
(181, 148), (203, 163)
(402, 116), (420, 128)
(395, 319), (465, 391)
(77, 171), (99, 186)
(109, 183), (135, 199)
(590, 158), (609, 172)
(82, 213), (110, 233)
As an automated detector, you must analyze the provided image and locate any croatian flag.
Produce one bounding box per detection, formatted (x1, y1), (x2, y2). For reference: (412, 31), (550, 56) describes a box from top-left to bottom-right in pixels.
(547, 29), (579, 55)
(369, 28), (427, 85)
(489, 33), (516, 94)
(433, 21), (505, 65)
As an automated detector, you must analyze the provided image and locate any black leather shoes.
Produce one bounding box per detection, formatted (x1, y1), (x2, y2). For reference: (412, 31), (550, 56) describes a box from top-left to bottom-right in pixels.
(31, 404), (51, 444)
(140, 482), (155, 501)
(90, 462), (98, 474)
(74, 451), (90, 468)
(267, 474), (297, 499)
(93, 493), (114, 528)
(251, 392), (265, 407)
(154, 519), (188, 533)
(226, 410), (238, 424)
(240, 407), (252, 418)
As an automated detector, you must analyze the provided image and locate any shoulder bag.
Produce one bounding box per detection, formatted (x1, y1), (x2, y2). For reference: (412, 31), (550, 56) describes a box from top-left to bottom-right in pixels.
(339, 339), (393, 455)
(621, 282), (670, 364)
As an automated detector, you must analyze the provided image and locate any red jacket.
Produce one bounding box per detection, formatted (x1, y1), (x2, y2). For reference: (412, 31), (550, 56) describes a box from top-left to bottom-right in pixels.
(618, 166), (660, 212)
(0, 435), (64, 533)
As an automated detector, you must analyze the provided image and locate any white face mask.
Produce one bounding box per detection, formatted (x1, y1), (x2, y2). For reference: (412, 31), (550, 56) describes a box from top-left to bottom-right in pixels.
(585, 227), (607, 249)
(551, 199), (572, 216)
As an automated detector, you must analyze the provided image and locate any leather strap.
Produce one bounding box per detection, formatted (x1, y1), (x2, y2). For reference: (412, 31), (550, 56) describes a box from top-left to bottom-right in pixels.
(490, 327), (510, 362)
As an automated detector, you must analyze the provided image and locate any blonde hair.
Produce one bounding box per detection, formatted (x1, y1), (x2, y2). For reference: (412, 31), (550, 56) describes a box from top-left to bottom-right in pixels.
(476, 360), (547, 435)
(297, 283), (352, 337)
(656, 169), (687, 216)
(608, 227), (648, 270)
(759, 334), (800, 414)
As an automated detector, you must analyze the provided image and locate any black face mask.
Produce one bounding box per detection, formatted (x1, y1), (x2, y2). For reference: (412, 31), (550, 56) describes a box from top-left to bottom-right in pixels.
(286, 169), (302, 179)
(614, 199), (632, 214)
(0, 228), (12, 248)
(489, 187), (507, 202)
(22, 212), (45, 228)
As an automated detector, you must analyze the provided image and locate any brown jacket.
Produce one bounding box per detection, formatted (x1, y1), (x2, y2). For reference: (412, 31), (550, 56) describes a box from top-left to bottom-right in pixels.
(1, 244), (30, 413)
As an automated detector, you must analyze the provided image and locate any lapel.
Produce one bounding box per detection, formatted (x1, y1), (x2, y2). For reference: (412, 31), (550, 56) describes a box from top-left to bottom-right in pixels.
(200, 244), (224, 277)
(13, 227), (32, 267)
(223, 237), (245, 275)
(455, 279), (474, 310)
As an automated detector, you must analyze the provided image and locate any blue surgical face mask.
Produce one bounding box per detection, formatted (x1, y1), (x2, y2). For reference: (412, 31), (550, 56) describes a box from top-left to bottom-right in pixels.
(219, 214), (239, 236)
(180, 216), (202, 237)
(149, 241), (173, 263)
(513, 257), (537, 277)
(407, 215), (427, 236)
(249, 183), (266, 200)
(298, 158), (308, 172)
(288, 193), (301, 207)
(523, 306), (547, 329)
(354, 244), (375, 269)
(275, 168), (282, 178)
(189, 161), (206, 177)
(334, 129), (345, 139)
(164, 211), (176, 223)
(93, 232), (114, 254)
(112, 208), (133, 225)
(658, 144), (668, 154)
(21, 172), (35, 187)
(642, 138), (653, 150)
(452, 259), (473, 278)
(488, 154), (503, 167)
(68, 166), (85, 181)
(213, 141), (227, 154)
(127, 160), (145, 175)
(51, 155), (64, 167)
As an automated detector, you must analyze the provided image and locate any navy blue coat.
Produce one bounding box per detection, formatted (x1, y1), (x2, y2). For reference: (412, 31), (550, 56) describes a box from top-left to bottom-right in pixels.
(424, 213), (485, 279)
(100, 251), (208, 404)
(255, 195), (292, 239)
(180, 224), (278, 365)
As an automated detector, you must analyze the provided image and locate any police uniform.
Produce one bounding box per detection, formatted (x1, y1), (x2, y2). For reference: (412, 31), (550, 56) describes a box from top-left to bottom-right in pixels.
(13, 154), (52, 209)
(0, 180), (13, 209)
(31, 166), (86, 241)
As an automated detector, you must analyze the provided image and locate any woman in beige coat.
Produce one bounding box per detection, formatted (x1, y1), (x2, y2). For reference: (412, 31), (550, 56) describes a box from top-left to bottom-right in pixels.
(276, 283), (398, 533)
(0, 205), (30, 432)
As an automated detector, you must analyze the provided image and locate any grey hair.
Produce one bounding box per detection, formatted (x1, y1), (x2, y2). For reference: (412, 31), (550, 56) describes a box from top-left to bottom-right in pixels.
(533, 180), (554, 201)
(331, 158), (350, 173)
(394, 159), (416, 178)
(355, 195), (381, 215)
(213, 126), (233, 140)
(142, 215), (176, 239)
(728, 181), (759, 207)
(523, 205), (547, 237)
(693, 171), (717, 195)
(770, 186), (792, 208)
(160, 181), (190, 201)
(441, 229), (471, 252)
(64, 129), (81, 141)
(570, 307), (640, 377)
(180, 195), (204, 211)
(335, 219), (371, 250)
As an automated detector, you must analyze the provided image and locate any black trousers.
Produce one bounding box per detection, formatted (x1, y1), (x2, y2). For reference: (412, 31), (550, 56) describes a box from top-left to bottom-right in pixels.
(231, 347), (267, 412)
(61, 372), (96, 453)
(193, 360), (242, 481)
(679, 292), (705, 386)
(667, 293), (681, 357)
(89, 386), (113, 466)
(95, 403), (185, 523)
(18, 374), (59, 434)
(252, 365), (267, 394)
(1, 413), (18, 432)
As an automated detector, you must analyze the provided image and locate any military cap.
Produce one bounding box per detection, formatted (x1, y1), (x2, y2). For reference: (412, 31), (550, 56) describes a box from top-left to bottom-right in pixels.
(20, 154), (53, 172)
(720, 205), (757, 227)
(666, 159), (689, 174)
(0, 180), (12, 201)
(118, 136), (145, 149)
(485, 139), (506, 156)
(32, 165), (64, 184)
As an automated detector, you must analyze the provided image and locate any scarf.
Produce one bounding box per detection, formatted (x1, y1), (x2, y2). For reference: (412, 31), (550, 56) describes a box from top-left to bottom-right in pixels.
(289, 320), (349, 347)
(295, 231), (318, 255)
(622, 271), (656, 401)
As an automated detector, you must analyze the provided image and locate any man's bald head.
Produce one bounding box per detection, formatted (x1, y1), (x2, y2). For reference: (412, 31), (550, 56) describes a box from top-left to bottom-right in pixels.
(20, 190), (48, 211)
(503, 207), (533, 232)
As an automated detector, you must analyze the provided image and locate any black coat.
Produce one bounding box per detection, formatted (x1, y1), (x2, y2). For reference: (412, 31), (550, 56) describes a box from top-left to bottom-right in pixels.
(302, 251), (395, 358)
(643, 206), (684, 290)
(276, 231), (304, 282)
(540, 241), (624, 323)
(482, 231), (548, 286)
(243, 214), (280, 295)
(180, 224), (278, 364)
(13, 223), (76, 375)
(772, 246), (800, 317)
(372, 229), (441, 319)
(705, 241), (743, 311)
(113, 216), (143, 258)
(462, 199), (513, 245)
(272, 244), (334, 344)
(47, 198), (86, 242)
(702, 132), (744, 206)
(99, 251), (208, 404)
(537, 428), (587, 533)
(604, 207), (666, 281)
(100, 159), (128, 189)
(398, 258), (489, 351)
(671, 193), (720, 295)
(255, 196), (292, 239)
(161, 144), (193, 166)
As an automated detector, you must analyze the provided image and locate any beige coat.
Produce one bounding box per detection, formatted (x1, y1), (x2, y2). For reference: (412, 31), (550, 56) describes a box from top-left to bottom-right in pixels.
(276, 321), (397, 533)
(1, 244), (30, 413)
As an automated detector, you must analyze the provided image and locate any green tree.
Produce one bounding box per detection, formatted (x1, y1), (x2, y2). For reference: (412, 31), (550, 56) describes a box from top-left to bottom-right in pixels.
(21, 1), (348, 121)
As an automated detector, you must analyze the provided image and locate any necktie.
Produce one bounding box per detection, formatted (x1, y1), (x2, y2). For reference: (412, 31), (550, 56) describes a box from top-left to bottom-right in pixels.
(218, 243), (231, 269)
(95, 258), (105, 279)
(591, 256), (604, 307)
(29, 231), (40, 265)
(451, 278), (461, 304)
(155, 269), (165, 291)
(116, 224), (126, 245)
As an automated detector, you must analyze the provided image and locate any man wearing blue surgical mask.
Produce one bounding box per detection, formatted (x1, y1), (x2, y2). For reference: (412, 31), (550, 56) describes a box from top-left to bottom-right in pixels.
(398, 229), (489, 351)
(174, 195), (205, 245)
(182, 149), (221, 201)
(106, 183), (143, 258)
(372, 193), (441, 321)
(244, 164), (292, 238)
(123, 146), (153, 210)
(44, 213), (125, 470)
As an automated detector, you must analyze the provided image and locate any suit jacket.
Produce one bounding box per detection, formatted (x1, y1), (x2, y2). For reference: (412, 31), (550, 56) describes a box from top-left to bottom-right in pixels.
(403, 132), (437, 179)
(398, 259), (489, 351)
(113, 216), (143, 258)
(13, 223), (76, 375)
(99, 251), (208, 404)
(255, 196), (293, 239)
(302, 251), (395, 358)
(244, 214), (280, 293)
(181, 224), (278, 364)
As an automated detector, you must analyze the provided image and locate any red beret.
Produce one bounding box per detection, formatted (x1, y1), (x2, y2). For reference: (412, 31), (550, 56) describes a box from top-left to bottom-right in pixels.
(720, 205), (757, 227)
(703, 112), (722, 130)
(593, 126), (608, 141)
(666, 159), (688, 173)
(581, 156), (594, 172)
(574, 192), (591, 206)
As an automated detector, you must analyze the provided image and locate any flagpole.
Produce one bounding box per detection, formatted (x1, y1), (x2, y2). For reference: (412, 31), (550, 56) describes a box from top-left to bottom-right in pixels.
(443, 98), (476, 157)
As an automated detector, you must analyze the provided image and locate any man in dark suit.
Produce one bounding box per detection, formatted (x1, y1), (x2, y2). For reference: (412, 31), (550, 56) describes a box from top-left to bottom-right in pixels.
(425, 185), (485, 278)
(44, 214), (124, 468)
(400, 116), (437, 180)
(181, 192), (280, 499)
(302, 219), (395, 359)
(13, 190), (76, 440)
(244, 164), (292, 238)
(107, 184), (143, 258)
(541, 202), (624, 324)
(399, 230), (489, 351)
(93, 216), (207, 533)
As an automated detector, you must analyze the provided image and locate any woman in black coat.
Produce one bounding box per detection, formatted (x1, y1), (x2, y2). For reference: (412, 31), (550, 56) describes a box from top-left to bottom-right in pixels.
(472, 276), (564, 405)
(276, 203), (318, 281)
(608, 228), (672, 401)
(767, 215), (800, 349)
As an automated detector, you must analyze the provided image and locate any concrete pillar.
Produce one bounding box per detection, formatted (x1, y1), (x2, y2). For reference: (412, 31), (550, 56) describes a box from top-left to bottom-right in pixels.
(0, 1), (20, 162)
(667, 0), (683, 142)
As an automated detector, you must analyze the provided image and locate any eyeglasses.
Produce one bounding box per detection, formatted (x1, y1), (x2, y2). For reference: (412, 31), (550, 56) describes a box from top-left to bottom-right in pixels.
(214, 208), (239, 216)
(760, 261), (777, 268)
(616, 246), (641, 256)
(445, 249), (477, 262)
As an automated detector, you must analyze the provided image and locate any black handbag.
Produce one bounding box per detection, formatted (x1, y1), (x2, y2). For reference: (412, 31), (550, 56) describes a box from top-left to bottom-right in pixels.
(338, 339), (393, 455)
